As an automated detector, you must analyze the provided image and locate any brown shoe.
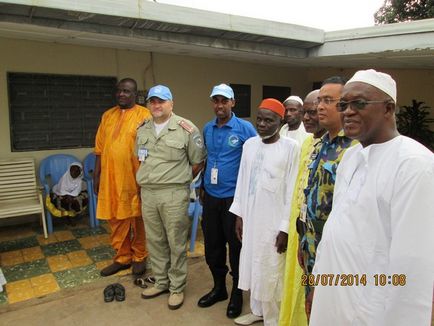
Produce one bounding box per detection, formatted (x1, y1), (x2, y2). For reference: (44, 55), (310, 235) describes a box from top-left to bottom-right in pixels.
(100, 262), (131, 277)
(168, 292), (184, 310)
(132, 260), (147, 275)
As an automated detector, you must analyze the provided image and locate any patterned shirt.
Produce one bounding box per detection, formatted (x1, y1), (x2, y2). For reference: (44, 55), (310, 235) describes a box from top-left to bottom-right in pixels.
(299, 130), (356, 272)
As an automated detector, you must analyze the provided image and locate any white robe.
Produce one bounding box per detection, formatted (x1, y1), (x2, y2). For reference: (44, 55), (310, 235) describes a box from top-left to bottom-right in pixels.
(310, 136), (434, 326)
(230, 136), (300, 302)
(279, 123), (310, 146)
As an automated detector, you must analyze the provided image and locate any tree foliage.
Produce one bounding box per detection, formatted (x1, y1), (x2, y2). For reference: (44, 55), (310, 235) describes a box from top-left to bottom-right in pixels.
(374, 0), (434, 24)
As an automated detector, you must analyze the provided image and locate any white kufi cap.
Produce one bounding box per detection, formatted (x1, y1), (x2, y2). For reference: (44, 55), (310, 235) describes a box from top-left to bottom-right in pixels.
(347, 69), (396, 102)
(283, 95), (303, 106)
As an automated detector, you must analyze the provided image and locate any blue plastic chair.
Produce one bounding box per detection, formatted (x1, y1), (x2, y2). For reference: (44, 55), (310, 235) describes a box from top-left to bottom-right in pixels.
(188, 175), (203, 252)
(39, 154), (95, 234)
(83, 153), (99, 228)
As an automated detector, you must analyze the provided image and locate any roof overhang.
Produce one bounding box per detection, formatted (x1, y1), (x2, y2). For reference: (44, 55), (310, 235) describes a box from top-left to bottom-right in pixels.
(0, 0), (433, 69)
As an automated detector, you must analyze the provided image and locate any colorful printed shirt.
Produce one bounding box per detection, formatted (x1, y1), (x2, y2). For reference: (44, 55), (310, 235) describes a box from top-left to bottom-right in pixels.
(299, 130), (356, 273)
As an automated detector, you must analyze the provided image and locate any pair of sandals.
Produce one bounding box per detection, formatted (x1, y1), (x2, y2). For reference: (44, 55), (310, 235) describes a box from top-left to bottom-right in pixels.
(133, 275), (155, 289)
(103, 283), (125, 302)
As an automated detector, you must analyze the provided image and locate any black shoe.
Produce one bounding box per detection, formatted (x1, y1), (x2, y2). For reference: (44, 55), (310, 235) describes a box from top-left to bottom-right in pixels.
(103, 284), (115, 302)
(226, 289), (243, 318)
(198, 287), (228, 307)
(113, 283), (126, 301)
(100, 262), (131, 277)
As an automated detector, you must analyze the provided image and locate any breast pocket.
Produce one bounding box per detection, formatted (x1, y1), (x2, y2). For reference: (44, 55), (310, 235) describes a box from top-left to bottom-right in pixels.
(165, 139), (185, 161)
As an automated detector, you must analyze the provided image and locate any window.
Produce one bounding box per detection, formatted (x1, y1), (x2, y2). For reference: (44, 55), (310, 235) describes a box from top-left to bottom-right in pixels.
(262, 85), (291, 103)
(8, 73), (117, 151)
(230, 84), (251, 118)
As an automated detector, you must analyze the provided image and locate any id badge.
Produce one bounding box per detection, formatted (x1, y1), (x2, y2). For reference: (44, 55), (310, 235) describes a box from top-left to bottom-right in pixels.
(138, 147), (148, 162)
(211, 167), (218, 184)
(300, 203), (307, 223)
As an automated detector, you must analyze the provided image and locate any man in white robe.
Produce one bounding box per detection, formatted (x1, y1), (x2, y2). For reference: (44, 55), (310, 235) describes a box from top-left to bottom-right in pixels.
(310, 69), (434, 326)
(279, 95), (310, 145)
(230, 98), (300, 326)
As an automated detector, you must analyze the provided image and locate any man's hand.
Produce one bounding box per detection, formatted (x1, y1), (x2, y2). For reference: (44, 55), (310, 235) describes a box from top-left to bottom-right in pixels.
(275, 231), (288, 254)
(235, 216), (243, 242)
(297, 245), (305, 270)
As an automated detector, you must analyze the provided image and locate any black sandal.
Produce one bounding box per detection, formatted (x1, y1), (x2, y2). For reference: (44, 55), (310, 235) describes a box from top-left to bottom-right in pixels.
(103, 284), (115, 302)
(134, 277), (148, 289)
(113, 283), (126, 301)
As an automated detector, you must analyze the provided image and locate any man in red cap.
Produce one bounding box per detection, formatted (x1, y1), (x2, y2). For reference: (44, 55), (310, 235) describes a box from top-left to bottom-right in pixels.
(229, 99), (300, 326)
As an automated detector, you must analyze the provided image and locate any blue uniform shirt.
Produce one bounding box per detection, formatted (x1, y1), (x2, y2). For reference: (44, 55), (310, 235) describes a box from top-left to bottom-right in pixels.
(203, 113), (257, 198)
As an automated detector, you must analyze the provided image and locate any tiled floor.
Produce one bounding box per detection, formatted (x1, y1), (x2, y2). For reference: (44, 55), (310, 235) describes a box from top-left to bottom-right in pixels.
(0, 217), (204, 305)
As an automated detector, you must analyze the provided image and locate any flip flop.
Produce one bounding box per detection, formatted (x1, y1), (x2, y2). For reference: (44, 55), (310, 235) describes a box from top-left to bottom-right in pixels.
(103, 284), (115, 302)
(145, 276), (156, 284)
(134, 276), (148, 289)
(113, 283), (126, 302)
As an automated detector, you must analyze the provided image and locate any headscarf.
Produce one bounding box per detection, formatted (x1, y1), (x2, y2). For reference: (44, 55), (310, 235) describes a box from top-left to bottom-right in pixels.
(52, 162), (83, 196)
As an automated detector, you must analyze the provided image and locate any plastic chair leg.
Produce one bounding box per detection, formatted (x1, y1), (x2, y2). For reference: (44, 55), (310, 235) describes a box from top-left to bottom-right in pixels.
(189, 202), (201, 252)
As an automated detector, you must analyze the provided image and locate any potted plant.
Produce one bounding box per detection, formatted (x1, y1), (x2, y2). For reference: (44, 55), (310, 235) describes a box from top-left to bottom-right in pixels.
(397, 99), (434, 150)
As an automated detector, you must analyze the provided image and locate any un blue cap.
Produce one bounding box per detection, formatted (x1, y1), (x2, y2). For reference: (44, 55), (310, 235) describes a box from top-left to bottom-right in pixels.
(146, 85), (173, 100)
(210, 84), (234, 99)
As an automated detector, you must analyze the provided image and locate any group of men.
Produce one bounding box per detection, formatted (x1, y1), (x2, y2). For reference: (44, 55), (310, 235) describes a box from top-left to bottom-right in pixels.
(93, 69), (433, 326)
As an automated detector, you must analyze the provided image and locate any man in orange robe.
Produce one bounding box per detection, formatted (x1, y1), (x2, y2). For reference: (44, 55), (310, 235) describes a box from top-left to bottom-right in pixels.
(94, 78), (151, 276)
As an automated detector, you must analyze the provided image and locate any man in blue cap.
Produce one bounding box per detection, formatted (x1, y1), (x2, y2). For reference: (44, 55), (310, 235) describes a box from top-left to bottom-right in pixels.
(198, 83), (256, 318)
(136, 85), (206, 310)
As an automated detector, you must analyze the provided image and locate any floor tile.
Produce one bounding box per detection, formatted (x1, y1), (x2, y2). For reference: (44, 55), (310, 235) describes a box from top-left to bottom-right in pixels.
(54, 265), (101, 289)
(0, 236), (39, 253)
(22, 247), (44, 262)
(95, 260), (111, 272)
(78, 236), (100, 250)
(95, 234), (111, 245)
(86, 245), (115, 262)
(5, 279), (32, 293)
(30, 274), (60, 297)
(187, 241), (205, 258)
(0, 291), (7, 305)
(2, 259), (50, 282)
(54, 230), (75, 242)
(47, 255), (73, 272)
(67, 250), (92, 268)
(41, 239), (82, 256)
(0, 250), (24, 266)
(71, 226), (108, 239)
(36, 234), (58, 246)
(5, 279), (37, 304)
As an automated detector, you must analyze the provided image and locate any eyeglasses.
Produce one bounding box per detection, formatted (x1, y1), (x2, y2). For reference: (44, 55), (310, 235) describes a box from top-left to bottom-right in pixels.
(301, 109), (317, 117)
(317, 97), (340, 105)
(336, 99), (390, 112)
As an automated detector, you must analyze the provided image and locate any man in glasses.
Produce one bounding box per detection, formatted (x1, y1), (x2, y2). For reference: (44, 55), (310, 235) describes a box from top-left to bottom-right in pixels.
(280, 95), (310, 145)
(198, 84), (256, 319)
(310, 70), (434, 326)
(297, 77), (357, 320)
(280, 89), (326, 326)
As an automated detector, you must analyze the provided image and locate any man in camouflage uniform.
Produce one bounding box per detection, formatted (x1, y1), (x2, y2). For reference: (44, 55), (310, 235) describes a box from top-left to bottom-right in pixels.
(136, 85), (206, 310)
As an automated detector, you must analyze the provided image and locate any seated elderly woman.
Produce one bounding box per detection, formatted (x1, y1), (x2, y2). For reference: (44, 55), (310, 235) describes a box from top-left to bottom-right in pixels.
(46, 162), (88, 220)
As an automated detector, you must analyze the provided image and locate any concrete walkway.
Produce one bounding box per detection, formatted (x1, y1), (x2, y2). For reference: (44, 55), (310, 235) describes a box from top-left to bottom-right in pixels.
(0, 257), (258, 326)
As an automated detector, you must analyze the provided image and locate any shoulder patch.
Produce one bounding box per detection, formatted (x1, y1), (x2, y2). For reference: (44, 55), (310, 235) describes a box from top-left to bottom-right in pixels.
(178, 120), (194, 134)
(137, 118), (150, 129)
